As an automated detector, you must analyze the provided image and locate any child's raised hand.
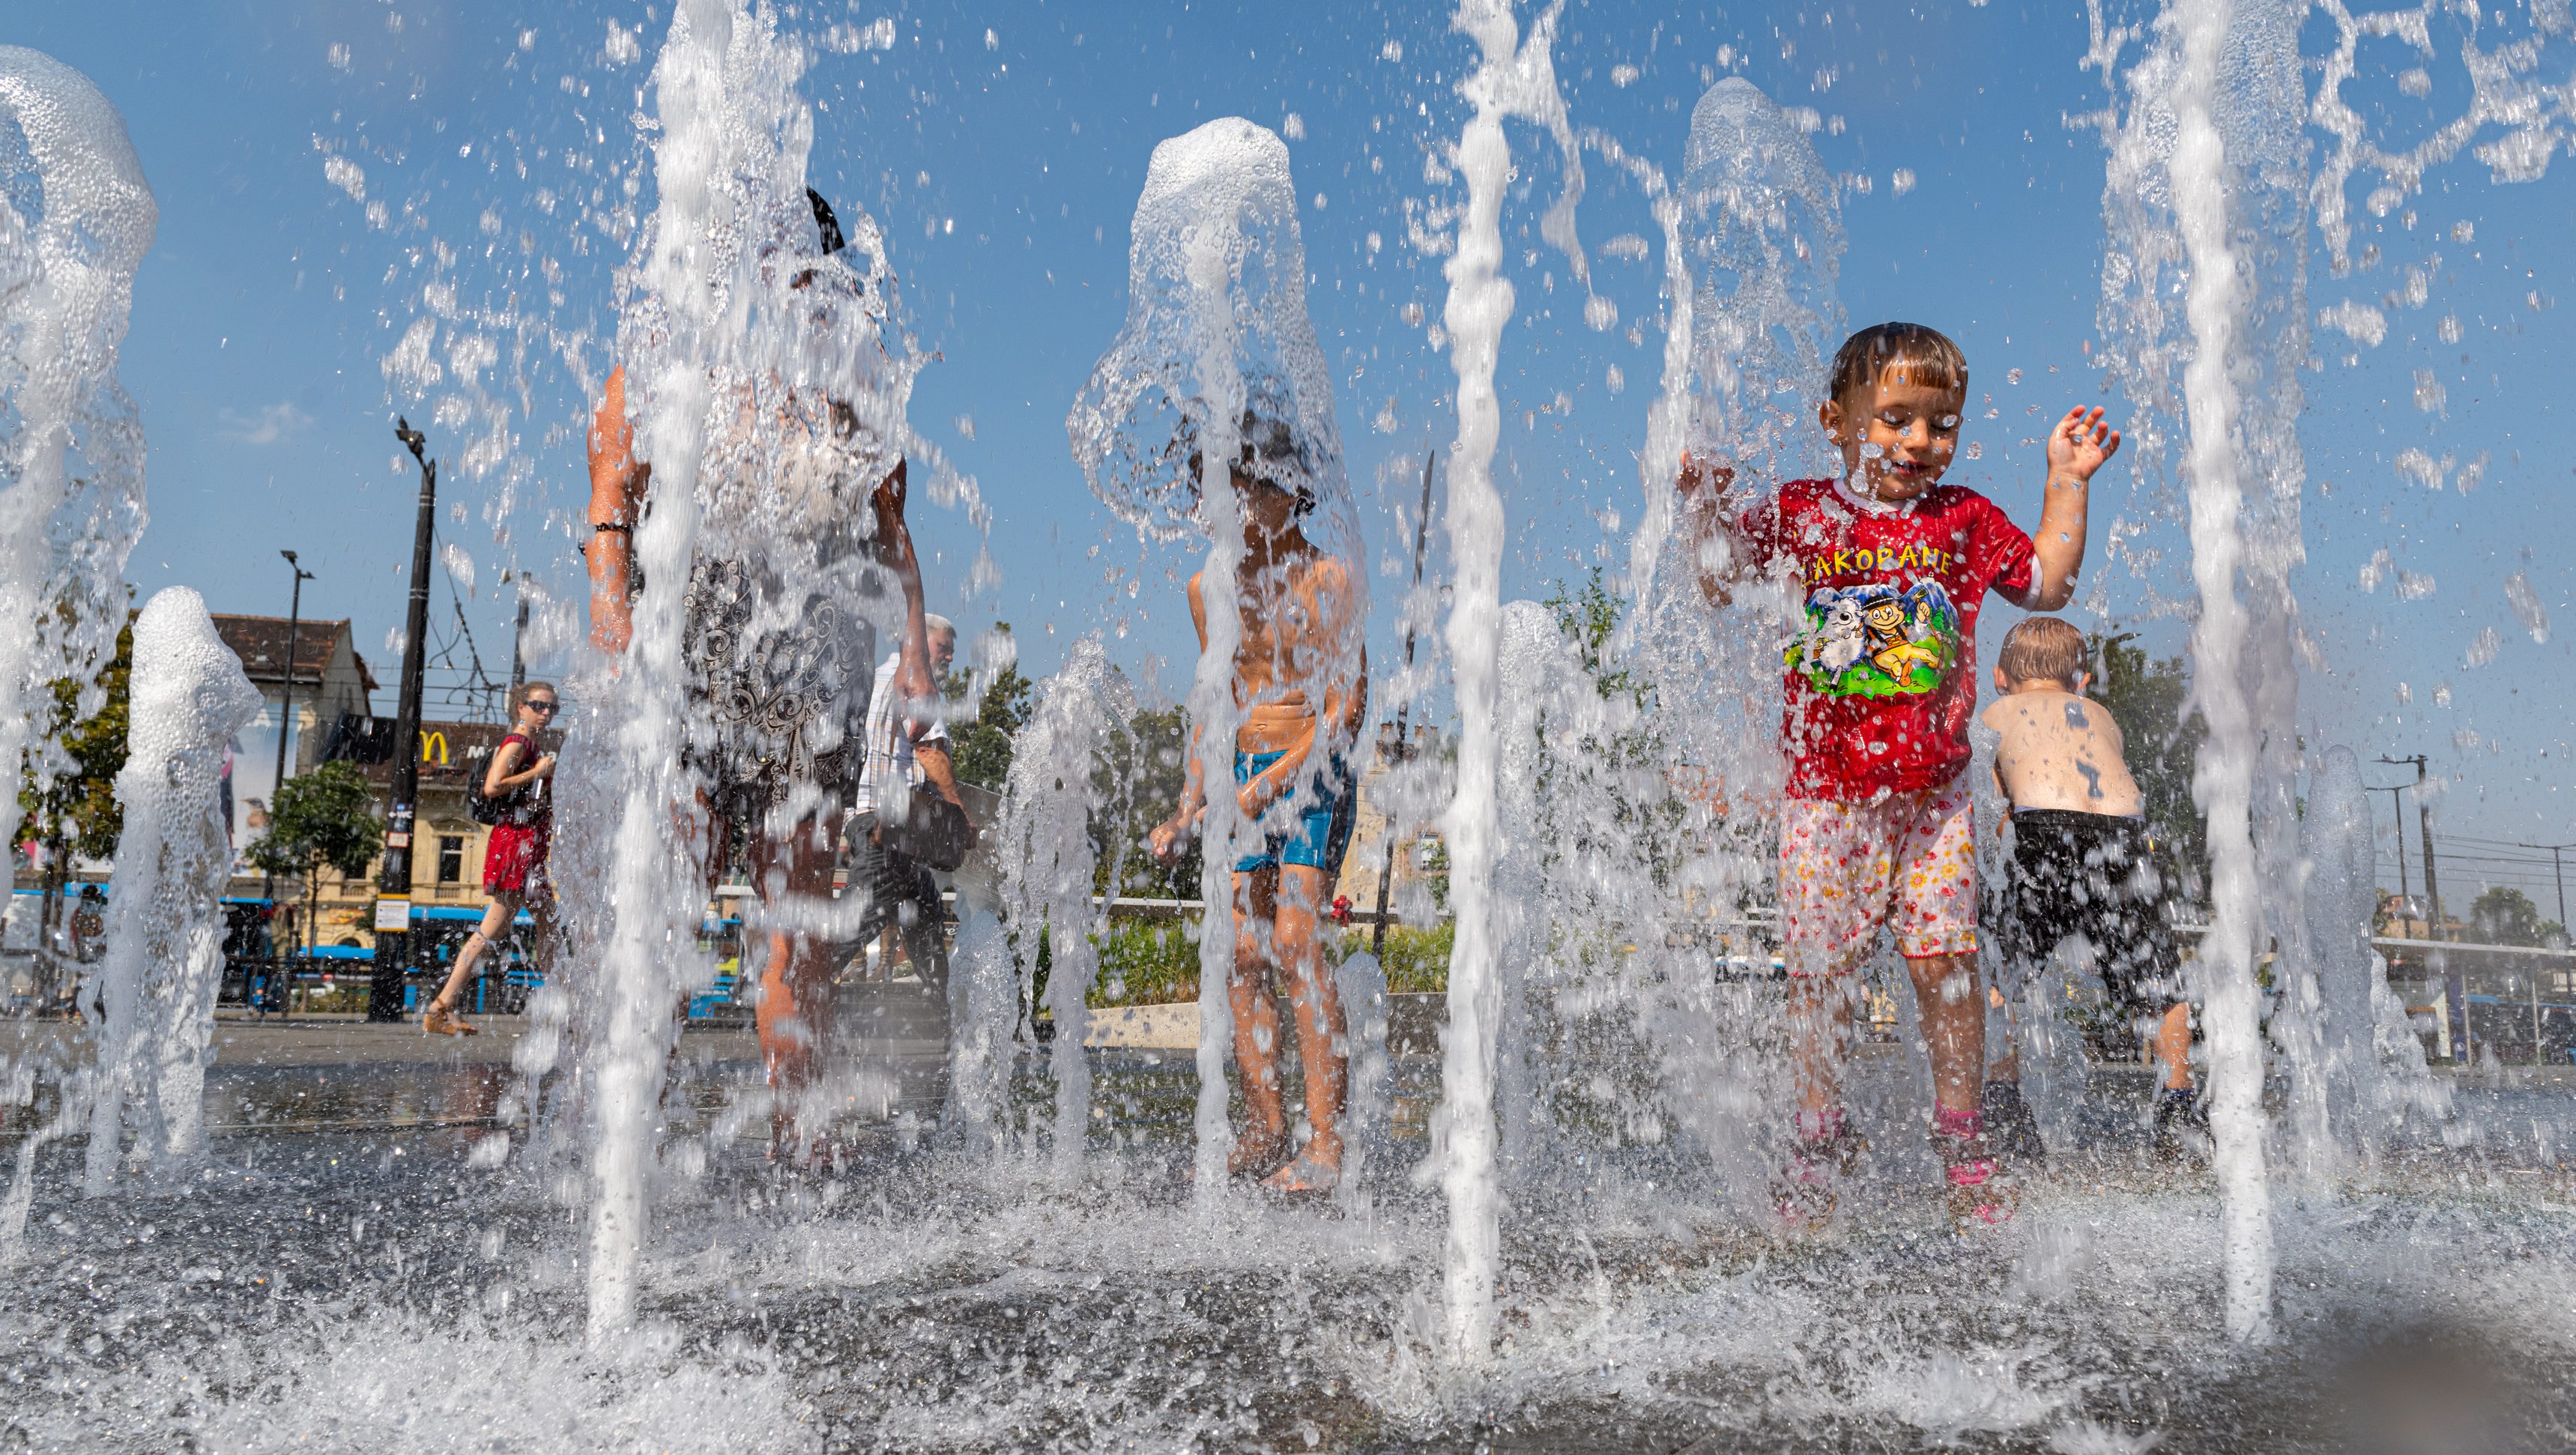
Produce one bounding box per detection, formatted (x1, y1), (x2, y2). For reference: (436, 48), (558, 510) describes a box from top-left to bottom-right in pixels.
(1675, 450), (1735, 506)
(2046, 407), (2122, 485)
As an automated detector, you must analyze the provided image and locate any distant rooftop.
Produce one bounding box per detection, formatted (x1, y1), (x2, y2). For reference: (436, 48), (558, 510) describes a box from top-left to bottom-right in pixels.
(211, 614), (379, 695)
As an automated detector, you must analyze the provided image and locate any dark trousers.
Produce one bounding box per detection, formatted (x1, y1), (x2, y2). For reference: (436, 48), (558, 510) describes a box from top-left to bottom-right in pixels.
(847, 815), (949, 993)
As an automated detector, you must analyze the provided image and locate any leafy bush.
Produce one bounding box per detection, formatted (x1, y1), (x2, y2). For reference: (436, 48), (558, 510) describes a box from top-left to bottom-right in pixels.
(1325, 922), (1452, 993)
(1083, 916), (1457, 1003)
(1090, 920), (1200, 1006)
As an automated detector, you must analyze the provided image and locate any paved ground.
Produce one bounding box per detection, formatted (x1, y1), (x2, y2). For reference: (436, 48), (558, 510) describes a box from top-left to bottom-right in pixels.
(9, 1002), (2572, 1083)
(0, 1011), (760, 1069)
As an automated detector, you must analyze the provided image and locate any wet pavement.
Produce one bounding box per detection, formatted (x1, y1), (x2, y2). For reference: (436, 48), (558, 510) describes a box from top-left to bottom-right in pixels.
(3, 1031), (2573, 1453)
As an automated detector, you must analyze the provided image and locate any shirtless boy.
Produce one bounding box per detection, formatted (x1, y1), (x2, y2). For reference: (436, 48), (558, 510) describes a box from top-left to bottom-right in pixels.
(1980, 616), (2201, 1159)
(1150, 418), (1367, 1195)
(1677, 321), (2121, 1229)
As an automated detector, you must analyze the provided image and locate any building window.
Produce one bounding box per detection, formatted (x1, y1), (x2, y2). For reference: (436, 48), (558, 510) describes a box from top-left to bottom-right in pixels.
(437, 835), (465, 883)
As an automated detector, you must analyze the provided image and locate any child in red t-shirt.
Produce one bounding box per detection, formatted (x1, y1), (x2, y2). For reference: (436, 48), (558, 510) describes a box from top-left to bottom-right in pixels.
(1677, 321), (2120, 1229)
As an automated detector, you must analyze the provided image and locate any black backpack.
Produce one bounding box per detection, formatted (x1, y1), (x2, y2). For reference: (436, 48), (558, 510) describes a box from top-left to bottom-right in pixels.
(465, 736), (527, 826)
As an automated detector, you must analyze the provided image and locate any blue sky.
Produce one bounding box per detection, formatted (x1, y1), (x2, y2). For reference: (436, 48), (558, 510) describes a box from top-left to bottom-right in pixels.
(13, 0), (2576, 904)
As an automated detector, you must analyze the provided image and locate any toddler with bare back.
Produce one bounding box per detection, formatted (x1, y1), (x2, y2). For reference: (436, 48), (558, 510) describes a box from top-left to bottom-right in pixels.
(1981, 617), (2202, 1159)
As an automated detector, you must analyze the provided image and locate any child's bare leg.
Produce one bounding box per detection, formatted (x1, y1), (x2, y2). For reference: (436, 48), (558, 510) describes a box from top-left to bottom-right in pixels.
(1786, 973), (1855, 1138)
(1984, 985), (2022, 1084)
(1906, 952), (1986, 1117)
(755, 926), (810, 1085)
(2153, 1002), (2193, 1089)
(1227, 868), (1289, 1172)
(432, 892), (521, 1012)
(1272, 863), (1347, 1173)
(753, 822), (842, 1145)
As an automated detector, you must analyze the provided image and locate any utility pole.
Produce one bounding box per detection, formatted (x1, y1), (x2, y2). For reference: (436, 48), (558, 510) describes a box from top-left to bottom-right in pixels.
(2376, 782), (2413, 924)
(371, 418), (438, 1022)
(2378, 756), (2444, 934)
(2380, 757), (2442, 937)
(2511, 840), (2576, 1068)
(2517, 840), (2575, 935)
(1370, 449), (1438, 960)
(2382, 754), (2462, 1060)
(263, 551), (315, 1014)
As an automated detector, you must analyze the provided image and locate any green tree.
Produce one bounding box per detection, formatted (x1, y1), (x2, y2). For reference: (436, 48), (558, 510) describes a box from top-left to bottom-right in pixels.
(15, 608), (134, 1004)
(16, 609), (136, 863)
(940, 626), (1033, 790)
(247, 760), (383, 958)
(1092, 704), (1203, 899)
(1543, 566), (1649, 707)
(1539, 568), (1702, 898)
(2088, 630), (2209, 896)
(2470, 885), (2562, 948)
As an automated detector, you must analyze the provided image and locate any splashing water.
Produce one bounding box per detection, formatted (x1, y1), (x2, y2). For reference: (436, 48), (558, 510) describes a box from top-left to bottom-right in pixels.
(2090, 0), (2315, 1342)
(1606, 84), (1846, 1191)
(992, 636), (1134, 1172)
(0, 48), (155, 868)
(0, 46), (158, 1273)
(1069, 115), (1366, 1200)
(1431, 0), (1594, 1362)
(76, 589), (262, 1197)
(1675, 79), (1847, 491)
(1620, 77), (1844, 645)
(1488, 599), (1600, 1182)
(570, 0), (934, 1337)
(2300, 745), (2453, 1167)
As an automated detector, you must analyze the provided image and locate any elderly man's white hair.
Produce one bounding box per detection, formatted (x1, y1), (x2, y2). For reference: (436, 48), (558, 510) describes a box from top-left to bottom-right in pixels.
(924, 613), (956, 642)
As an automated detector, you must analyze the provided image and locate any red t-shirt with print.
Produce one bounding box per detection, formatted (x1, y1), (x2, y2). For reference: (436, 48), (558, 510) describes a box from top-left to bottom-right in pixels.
(1738, 477), (2036, 800)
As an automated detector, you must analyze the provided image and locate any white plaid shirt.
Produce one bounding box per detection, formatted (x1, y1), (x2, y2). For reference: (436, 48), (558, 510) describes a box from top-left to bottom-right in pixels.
(852, 652), (946, 820)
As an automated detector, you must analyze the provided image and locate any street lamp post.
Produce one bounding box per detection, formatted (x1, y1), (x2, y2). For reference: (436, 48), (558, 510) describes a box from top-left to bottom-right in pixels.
(507, 577), (530, 695)
(262, 551), (315, 1014)
(369, 418), (439, 1021)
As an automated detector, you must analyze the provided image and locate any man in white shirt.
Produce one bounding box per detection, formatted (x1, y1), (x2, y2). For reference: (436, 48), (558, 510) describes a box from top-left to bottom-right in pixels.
(852, 614), (955, 823)
(847, 481), (972, 993)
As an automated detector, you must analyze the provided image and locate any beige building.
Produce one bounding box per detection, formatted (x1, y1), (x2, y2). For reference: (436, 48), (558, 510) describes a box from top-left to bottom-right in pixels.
(211, 614), (378, 880)
(1334, 722), (1447, 916)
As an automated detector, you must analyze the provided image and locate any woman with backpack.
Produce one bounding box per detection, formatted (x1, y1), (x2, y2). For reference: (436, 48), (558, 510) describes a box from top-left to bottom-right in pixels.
(423, 681), (558, 1036)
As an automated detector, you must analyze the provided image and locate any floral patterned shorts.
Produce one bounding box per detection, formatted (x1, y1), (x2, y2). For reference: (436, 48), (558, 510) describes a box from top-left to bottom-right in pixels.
(1780, 786), (1978, 975)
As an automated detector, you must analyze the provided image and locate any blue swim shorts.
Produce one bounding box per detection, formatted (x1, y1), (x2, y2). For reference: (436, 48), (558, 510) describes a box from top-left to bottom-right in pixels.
(1232, 748), (1355, 874)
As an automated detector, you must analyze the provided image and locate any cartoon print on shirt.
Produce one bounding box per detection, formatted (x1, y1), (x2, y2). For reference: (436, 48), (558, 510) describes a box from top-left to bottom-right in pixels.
(1790, 580), (1959, 697)
(1801, 595), (1868, 674)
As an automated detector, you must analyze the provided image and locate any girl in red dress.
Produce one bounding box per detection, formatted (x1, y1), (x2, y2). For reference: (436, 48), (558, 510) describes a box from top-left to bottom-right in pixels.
(423, 682), (557, 1035)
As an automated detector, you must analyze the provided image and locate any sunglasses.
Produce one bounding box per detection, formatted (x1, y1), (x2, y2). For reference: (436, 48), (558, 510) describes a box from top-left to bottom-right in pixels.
(524, 700), (559, 714)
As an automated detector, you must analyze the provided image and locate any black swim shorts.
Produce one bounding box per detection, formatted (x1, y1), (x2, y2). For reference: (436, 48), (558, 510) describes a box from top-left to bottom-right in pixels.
(2001, 808), (2183, 1020)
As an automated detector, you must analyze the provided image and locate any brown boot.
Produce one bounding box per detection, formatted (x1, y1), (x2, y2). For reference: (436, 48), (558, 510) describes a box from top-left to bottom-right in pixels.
(421, 1003), (477, 1037)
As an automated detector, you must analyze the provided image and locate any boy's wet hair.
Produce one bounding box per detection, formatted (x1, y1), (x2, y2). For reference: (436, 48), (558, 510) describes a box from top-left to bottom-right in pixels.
(1182, 408), (1316, 517)
(1996, 617), (2087, 686)
(1829, 321), (1967, 408)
